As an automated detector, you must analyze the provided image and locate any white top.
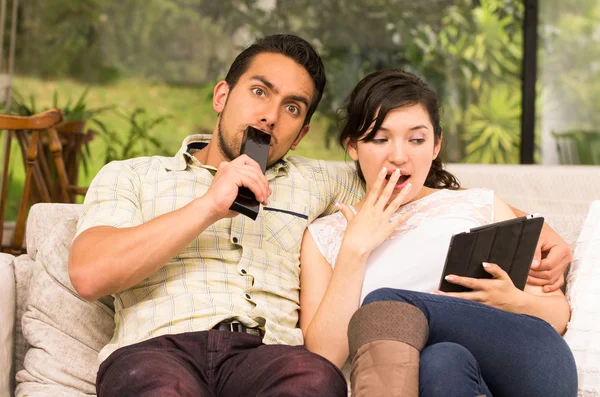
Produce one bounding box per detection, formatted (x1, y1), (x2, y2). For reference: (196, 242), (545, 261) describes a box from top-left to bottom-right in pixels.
(308, 188), (494, 304)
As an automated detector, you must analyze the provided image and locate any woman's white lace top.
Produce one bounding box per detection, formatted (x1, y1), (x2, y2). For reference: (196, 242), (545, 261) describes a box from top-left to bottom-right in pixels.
(307, 188), (494, 304)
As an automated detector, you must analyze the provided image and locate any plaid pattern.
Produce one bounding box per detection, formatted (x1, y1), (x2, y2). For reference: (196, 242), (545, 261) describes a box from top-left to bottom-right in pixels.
(76, 135), (363, 363)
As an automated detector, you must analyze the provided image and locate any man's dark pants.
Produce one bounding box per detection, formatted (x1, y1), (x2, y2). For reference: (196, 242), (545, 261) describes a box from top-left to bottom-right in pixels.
(96, 329), (347, 397)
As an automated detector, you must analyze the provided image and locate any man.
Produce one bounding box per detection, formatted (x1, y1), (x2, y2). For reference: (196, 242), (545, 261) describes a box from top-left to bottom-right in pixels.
(69, 34), (570, 396)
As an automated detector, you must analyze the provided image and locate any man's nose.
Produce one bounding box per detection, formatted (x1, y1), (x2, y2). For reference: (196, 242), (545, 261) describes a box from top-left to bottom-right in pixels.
(259, 104), (279, 130)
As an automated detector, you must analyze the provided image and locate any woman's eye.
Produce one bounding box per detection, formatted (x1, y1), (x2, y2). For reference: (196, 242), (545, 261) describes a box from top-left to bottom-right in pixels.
(252, 88), (266, 97)
(410, 139), (425, 144)
(371, 138), (387, 144)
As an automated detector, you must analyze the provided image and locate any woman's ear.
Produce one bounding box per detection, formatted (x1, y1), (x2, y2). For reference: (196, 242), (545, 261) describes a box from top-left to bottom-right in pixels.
(433, 134), (443, 159)
(346, 138), (359, 161)
(213, 80), (229, 113)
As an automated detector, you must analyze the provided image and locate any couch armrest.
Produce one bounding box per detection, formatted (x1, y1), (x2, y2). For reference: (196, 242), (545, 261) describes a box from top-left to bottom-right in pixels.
(0, 252), (16, 397)
(563, 201), (600, 395)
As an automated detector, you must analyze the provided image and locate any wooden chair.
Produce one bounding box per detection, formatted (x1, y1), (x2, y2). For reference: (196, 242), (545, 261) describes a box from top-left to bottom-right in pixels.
(0, 109), (83, 254)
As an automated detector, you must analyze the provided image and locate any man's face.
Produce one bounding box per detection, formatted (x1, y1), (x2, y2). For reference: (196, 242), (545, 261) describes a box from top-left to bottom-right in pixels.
(213, 52), (315, 167)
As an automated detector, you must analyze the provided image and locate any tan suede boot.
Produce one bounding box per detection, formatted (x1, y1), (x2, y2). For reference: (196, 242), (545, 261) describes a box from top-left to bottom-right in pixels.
(347, 301), (428, 397)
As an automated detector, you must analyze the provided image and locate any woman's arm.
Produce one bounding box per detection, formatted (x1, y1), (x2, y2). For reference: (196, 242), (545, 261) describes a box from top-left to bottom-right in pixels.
(300, 229), (369, 367)
(437, 194), (571, 334)
(300, 168), (412, 367)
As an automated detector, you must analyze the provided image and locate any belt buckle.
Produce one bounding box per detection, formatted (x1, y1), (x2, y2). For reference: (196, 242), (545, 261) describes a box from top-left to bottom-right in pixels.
(217, 321), (262, 336)
(229, 322), (242, 332)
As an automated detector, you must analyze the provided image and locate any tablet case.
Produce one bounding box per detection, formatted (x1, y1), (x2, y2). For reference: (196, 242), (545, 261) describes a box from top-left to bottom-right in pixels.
(439, 215), (544, 293)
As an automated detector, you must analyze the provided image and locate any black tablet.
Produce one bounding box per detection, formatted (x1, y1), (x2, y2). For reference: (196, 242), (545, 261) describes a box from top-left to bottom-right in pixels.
(438, 214), (544, 293)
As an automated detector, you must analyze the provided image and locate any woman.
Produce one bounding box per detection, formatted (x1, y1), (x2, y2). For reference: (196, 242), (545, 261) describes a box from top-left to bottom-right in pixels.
(299, 69), (577, 397)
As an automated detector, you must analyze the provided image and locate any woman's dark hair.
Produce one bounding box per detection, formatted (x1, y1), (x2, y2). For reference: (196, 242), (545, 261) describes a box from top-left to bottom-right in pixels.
(224, 34), (326, 126)
(338, 69), (460, 189)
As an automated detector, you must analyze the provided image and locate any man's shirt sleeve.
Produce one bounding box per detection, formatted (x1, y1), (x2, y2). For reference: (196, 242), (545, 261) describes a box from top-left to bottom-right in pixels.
(75, 160), (144, 238)
(323, 161), (364, 216)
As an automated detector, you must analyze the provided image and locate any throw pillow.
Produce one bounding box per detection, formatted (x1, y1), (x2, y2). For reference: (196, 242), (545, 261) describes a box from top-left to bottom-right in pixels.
(16, 217), (115, 397)
(0, 253), (16, 397)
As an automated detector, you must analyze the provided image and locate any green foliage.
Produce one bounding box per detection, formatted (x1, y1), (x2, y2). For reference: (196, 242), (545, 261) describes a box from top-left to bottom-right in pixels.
(51, 88), (114, 121)
(93, 108), (172, 164)
(405, 0), (522, 163)
(14, 0), (529, 164)
(539, 0), (600, 132)
(9, 88), (113, 121)
(18, 0), (118, 83)
(9, 91), (37, 116)
(463, 85), (522, 163)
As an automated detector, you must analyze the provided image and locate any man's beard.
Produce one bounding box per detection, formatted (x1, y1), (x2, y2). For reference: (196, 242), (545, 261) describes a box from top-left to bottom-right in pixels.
(217, 115), (240, 162)
(216, 116), (298, 169)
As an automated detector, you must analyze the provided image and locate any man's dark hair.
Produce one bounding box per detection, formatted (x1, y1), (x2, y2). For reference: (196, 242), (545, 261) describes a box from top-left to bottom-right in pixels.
(224, 34), (326, 126)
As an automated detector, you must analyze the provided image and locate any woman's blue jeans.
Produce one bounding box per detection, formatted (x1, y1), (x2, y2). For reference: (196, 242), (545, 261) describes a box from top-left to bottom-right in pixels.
(362, 288), (578, 397)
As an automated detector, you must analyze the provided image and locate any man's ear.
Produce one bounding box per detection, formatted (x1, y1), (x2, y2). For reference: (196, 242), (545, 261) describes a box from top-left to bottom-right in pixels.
(346, 138), (359, 161)
(290, 125), (311, 151)
(213, 80), (229, 113)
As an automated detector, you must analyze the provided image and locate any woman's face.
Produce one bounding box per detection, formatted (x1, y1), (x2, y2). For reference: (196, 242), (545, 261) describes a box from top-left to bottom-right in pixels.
(348, 104), (441, 204)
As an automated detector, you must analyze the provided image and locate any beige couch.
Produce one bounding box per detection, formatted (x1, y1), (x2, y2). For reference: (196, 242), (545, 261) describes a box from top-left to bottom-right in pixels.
(1, 163), (600, 397)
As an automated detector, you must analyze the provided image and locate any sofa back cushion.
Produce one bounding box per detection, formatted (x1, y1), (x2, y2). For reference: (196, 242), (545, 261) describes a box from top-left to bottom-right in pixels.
(446, 164), (599, 246)
(16, 204), (115, 396)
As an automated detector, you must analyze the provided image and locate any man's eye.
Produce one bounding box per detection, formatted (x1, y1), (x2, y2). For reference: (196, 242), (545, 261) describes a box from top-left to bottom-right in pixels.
(252, 88), (266, 96)
(287, 105), (299, 115)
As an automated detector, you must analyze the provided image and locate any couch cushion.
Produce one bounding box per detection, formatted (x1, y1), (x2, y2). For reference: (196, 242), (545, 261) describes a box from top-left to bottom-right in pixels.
(13, 254), (37, 374)
(16, 211), (115, 397)
(26, 203), (83, 261)
(446, 164), (596, 244)
(0, 253), (15, 397)
(564, 200), (600, 396)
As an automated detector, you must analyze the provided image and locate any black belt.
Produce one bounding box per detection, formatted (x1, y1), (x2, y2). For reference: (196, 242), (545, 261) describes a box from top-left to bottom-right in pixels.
(214, 321), (263, 337)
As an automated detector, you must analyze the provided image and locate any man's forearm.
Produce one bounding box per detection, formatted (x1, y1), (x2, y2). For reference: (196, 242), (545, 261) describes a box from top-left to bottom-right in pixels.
(511, 292), (570, 335)
(69, 196), (220, 301)
(509, 205), (527, 217)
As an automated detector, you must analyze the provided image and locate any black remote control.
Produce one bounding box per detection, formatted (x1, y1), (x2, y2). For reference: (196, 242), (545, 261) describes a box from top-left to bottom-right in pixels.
(229, 126), (271, 220)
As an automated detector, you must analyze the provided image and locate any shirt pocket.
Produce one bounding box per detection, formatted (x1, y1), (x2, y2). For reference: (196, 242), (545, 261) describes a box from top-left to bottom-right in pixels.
(262, 202), (310, 255)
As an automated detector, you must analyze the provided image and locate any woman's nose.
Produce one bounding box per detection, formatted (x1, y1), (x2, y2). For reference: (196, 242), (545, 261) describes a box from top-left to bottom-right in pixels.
(389, 143), (407, 164)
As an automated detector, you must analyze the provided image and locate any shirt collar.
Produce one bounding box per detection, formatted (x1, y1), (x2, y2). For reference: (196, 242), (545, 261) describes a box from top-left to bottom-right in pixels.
(160, 134), (290, 178)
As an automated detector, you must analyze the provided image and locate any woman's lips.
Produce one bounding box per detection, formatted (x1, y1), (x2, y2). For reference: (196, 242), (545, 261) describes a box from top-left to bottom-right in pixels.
(385, 174), (411, 190)
(394, 176), (410, 190)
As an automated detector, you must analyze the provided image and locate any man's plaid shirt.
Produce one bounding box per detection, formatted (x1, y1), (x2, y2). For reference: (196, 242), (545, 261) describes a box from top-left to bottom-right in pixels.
(76, 135), (363, 363)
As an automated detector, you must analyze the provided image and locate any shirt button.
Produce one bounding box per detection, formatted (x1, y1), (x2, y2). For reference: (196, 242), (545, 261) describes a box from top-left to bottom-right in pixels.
(245, 293), (251, 300)
(241, 269), (247, 274)
(232, 237), (239, 244)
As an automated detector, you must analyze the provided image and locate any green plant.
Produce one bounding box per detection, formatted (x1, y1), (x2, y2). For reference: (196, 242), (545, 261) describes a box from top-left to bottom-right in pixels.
(93, 107), (172, 164)
(52, 88), (114, 121)
(8, 88), (115, 178)
(9, 88), (113, 121)
(462, 84), (521, 163)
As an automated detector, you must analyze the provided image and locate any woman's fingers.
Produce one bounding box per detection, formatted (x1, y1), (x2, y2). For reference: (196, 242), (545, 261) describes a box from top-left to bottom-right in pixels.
(390, 208), (414, 228)
(365, 167), (388, 206)
(375, 169), (400, 208)
(335, 202), (355, 223)
(481, 262), (510, 280)
(386, 181), (412, 217)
